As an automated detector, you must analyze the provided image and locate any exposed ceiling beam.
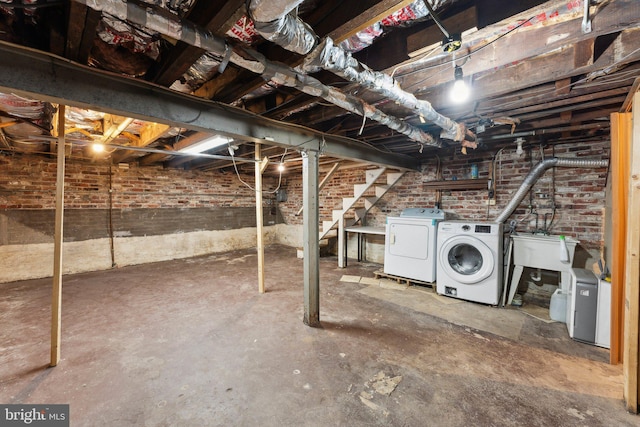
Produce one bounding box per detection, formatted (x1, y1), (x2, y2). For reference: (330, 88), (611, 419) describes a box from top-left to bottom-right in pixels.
(0, 42), (419, 171)
(149, 0), (245, 87)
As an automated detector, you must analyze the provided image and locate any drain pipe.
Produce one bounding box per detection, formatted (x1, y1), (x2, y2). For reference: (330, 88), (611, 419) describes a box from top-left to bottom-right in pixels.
(248, 0), (471, 144)
(75, 0), (437, 147)
(494, 157), (608, 224)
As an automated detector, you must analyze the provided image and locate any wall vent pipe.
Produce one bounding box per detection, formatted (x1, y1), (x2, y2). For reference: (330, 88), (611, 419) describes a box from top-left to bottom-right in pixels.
(494, 157), (609, 224)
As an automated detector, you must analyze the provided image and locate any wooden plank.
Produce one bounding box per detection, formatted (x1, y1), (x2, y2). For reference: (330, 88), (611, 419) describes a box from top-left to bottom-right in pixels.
(255, 143), (265, 293)
(398, 1), (640, 92)
(623, 92), (640, 412)
(423, 178), (488, 191)
(50, 104), (66, 367)
(611, 112), (631, 365)
(622, 77), (640, 113)
(151, 0), (244, 86)
(111, 122), (171, 164)
(328, 0), (416, 43)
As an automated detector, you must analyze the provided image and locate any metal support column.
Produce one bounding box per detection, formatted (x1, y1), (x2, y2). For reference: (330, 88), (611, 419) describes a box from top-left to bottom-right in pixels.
(302, 149), (320, 327)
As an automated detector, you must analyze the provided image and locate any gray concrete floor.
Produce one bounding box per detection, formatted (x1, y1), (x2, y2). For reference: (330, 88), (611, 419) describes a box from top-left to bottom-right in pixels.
(1, 245), (637, 426)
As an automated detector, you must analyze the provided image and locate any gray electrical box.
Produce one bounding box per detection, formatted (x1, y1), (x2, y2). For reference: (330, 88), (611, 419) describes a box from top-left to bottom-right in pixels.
(569, 268), (599, 344)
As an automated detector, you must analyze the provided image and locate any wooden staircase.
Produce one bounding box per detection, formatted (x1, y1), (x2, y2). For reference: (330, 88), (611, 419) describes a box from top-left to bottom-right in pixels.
(318, 167), (405, 266)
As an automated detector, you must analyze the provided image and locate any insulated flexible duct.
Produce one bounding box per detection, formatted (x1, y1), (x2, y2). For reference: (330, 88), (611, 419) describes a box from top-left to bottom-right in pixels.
(249, 0), (318, 55)
(494, 157), (609, 224)
(75, 0), (436, 147)
(248, 0), (471, 144)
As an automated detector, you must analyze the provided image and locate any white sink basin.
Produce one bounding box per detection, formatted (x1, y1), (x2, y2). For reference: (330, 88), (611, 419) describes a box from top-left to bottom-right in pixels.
(511, 234), (579, 271)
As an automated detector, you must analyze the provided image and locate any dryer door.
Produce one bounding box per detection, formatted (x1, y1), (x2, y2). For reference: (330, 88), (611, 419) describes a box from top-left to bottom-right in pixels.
(439, 235), (495, 284)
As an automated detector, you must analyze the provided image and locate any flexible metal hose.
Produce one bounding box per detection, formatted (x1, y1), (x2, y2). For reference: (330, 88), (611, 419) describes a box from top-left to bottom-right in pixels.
(494, 157), (609, 224)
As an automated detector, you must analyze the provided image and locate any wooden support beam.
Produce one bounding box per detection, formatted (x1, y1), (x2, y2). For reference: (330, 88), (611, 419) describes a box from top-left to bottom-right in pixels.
(302, 149), (320, 327)
(255, 143), (265, 294)
(623, 91), (640, 412)
(610, 111), (631, 365)
(50, 104), (66, 367)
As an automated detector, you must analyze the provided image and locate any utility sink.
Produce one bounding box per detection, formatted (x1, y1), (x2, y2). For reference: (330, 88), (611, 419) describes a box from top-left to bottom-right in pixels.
(511, 233), (579, 271)
(506, 233), (580, 305)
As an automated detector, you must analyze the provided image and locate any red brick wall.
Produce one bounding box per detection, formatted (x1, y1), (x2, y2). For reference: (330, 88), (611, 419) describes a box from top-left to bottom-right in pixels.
(0, 154), (282, 245)
(277, 140), (609, 250)
(0, 154), (267, 209)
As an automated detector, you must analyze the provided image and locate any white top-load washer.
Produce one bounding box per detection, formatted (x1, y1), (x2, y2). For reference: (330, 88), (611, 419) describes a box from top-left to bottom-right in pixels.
(384, 208), (446, 282)
(436, 221), (503, 305)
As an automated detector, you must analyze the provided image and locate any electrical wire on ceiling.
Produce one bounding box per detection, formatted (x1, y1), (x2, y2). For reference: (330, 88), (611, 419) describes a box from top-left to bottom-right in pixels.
(397, 15), (535, 79)
(229, 144), (287, 194)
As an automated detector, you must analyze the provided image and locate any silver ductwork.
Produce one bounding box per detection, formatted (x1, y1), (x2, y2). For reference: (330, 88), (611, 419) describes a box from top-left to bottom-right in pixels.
(75, 0), (437, 147)
(494, 157), (609, 224)
(248, 0), (472, 145)
(306, 37), (467, 142)
(249, 0), (318, 55)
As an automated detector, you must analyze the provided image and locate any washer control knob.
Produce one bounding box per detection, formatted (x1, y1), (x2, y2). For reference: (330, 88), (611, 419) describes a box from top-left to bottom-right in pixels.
(462, 225), (470, 231)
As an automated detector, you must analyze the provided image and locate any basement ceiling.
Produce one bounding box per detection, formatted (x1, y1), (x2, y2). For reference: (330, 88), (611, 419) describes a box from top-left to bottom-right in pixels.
(0, 0), (638, 173)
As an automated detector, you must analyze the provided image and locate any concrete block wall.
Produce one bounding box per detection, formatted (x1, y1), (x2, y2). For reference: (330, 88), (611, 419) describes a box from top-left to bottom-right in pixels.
(0, 154), (283, 282)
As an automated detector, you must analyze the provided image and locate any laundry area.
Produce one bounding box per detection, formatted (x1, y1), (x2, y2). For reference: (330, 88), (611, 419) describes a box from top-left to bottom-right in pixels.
(1, 0), (640, 425)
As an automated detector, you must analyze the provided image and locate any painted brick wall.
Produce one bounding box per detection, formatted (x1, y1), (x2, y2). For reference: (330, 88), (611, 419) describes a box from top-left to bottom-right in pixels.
(0, 154), (282, 245)
(277, 139), (609, 251)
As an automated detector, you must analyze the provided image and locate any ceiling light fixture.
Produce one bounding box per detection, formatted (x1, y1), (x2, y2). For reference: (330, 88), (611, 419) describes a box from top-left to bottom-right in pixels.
(180, 135), (231, 154)
(442, 33), (462, 52)
(450, 65), (470, 104)
(277, 163), (285, 172)
(92, 143), (105, 153)
(421, 0), (461, 53)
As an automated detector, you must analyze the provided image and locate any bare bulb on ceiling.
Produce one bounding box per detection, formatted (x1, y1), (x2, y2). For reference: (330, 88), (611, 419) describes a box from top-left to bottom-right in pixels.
(92, 143), (105, 153)
(450, 66), (470, 104)
(278, 163), (285, 172)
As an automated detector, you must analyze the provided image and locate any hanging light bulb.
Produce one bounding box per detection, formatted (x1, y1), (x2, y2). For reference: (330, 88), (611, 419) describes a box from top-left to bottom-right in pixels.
(277, 163), (285, 172)
(92, 143), (105, 153)
(450, 65), (470, 104)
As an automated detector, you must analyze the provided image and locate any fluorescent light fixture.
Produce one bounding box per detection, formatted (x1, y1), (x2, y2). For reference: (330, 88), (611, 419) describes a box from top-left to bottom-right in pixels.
(180, 135), (231, 154)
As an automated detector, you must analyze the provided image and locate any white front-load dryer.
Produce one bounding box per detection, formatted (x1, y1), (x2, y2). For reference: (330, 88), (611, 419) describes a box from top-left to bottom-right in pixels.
(436, 221), (503, 305)
(384, 208), (445, 282)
